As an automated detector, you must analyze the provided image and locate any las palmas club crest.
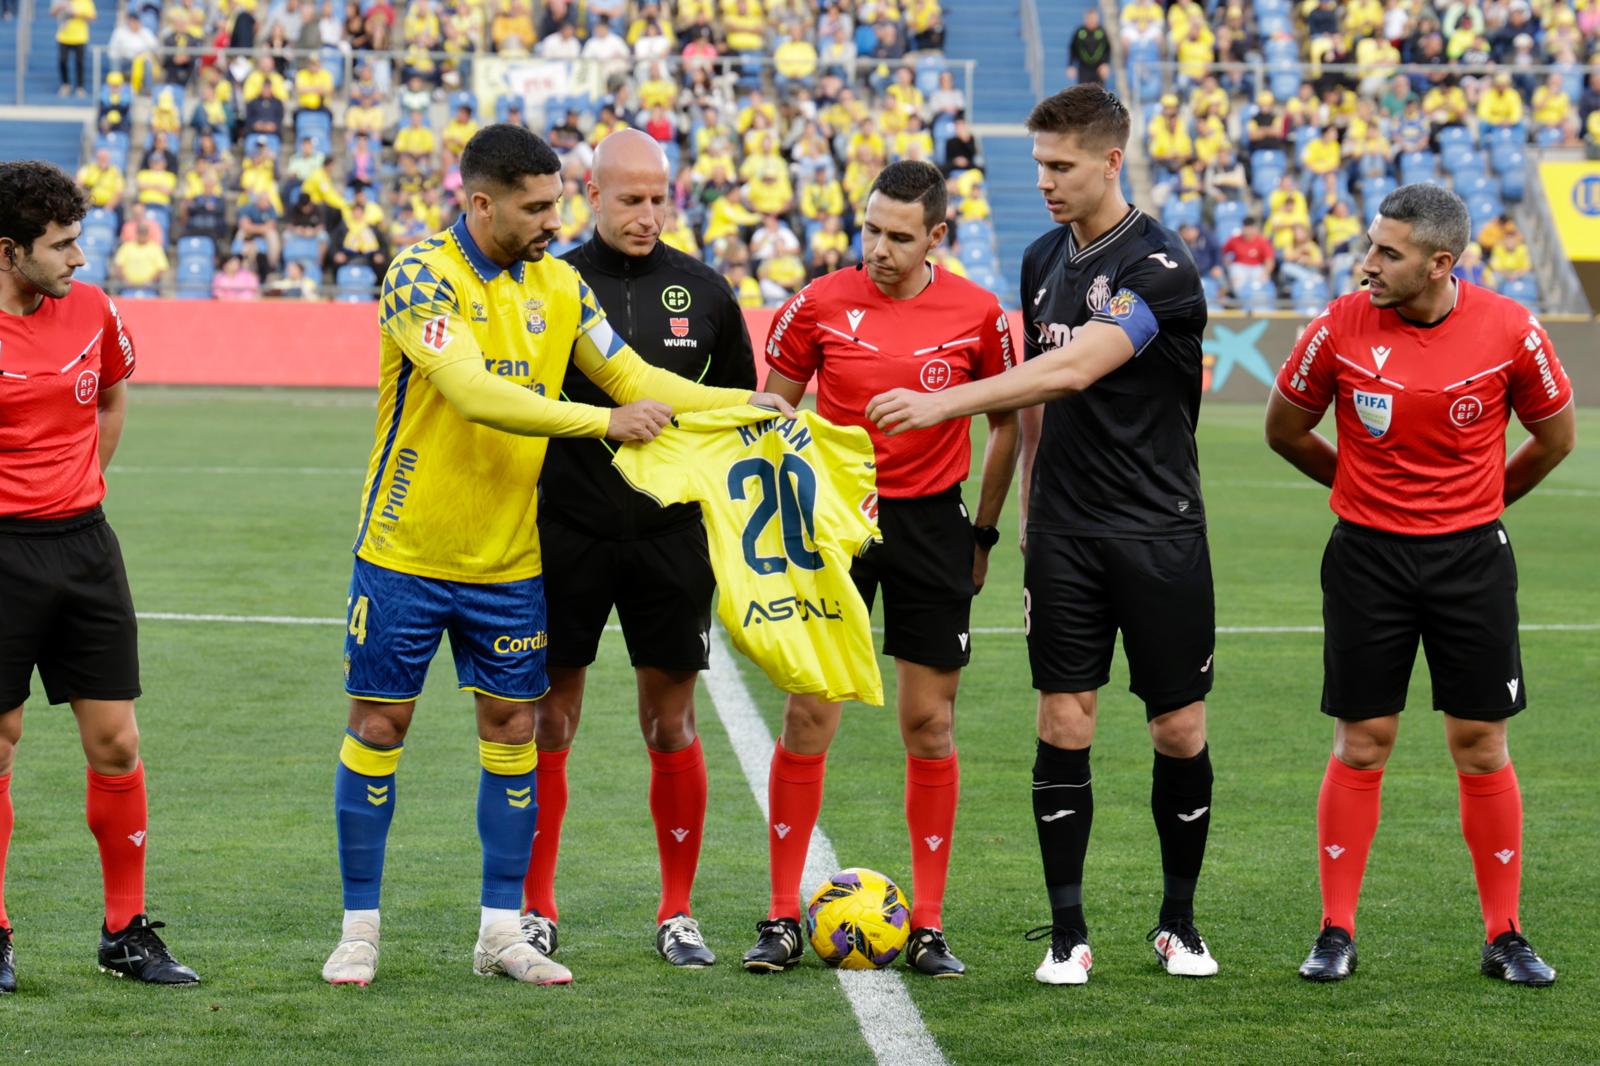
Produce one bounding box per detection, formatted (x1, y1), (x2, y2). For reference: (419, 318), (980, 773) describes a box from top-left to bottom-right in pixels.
(524, 299), (546, 334)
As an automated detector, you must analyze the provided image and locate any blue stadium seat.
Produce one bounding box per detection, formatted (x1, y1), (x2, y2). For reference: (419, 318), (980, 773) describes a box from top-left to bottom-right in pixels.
(1535, 126), (1564, 148)
(1268, 63), (1299, 100)
(1252, 163), (1286, 199)
(1239, 280), (1277, 312)
(956, 219), (994, 249)
(85, 207), (117, 232)
(244, 133), (282, 158)
(1498, 162), (1526, 203)
(1399, 151), (1437, 186)
(1455, 173), (1500, 200)
(177, 257), (214, 284)
(1200, 274), (1222, 305)
(1212, 200), (1247, 240)
(1162, 198), (1202, 230)
(119, 288), (159, 300)
(1291, 277), (1330, 314)
(1258, 12), (1292, 36)
(177, 235), (216, 263)
(336, 263), (377, 301)
(914, 58), (944, 96)
(1500, 275), (1539, 305)
(283, 233), (323, 276)
(80, 228), (116, 259)
(77, 257), (108, 285)
(1437, 125), (1471, 150)
(1360, 175), (1396, 215)
(1442, 143), (1482, 175)
(1264, 38), (1297, 63)
(1467, 195), (1503, 232)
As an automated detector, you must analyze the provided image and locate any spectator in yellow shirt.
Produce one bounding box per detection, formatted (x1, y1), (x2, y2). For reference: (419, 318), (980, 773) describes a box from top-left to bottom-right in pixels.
(295, 55), (335, 113)
(736, 90), (778, 134)
(809, 215), (850, 259)
(1423, 84), (1468, 127)
(77, 148), (125, 209)
(1477, 73), (1524, 129)
(1175, 22), (1214, 90)
(893, 116), (935, 162)
(1192, 115), (1230, 167)
(722, 0), (766, 52)
(1301, 125), (1344, 178)
(1192, 76), (1230, 121)
(1148, 95), (1193, 176)
(1531, 74), (1571, 131)
(443, 105), (478, 159)
(113, 223), (169, 291)
(659, 207), (700, 256)
(243, 54), (288, 102)
(800, 167), (846, 222)
(725, 261), (765, 308)
(1488, 230), (1531, 286)
(846, 120), (888, 165)
(136, 154), (178, 207)
(52, 0), (95, 94)
(394, 110), (438, 163)
(703, 187), (762, 244)
(746, 170), (795, 216)
(774, 31), (819, 91)
(1321, 198), (1362, 257)
(1268, 172), (1309, 224)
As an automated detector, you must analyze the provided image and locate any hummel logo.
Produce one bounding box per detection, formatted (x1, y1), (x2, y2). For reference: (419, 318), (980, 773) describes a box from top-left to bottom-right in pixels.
(924, 835), (944, 852)
(506, 786), (533, 809)
(1371, 345), (1392, 371)
(1495, 848), (1516, 865)
(1177, 807), (1209, 823)
(1034, 286), (1047, 307)
(1325, 844), (1346, 859)
(957, 632), (969, 651)
(846, 308), (866, 332)
(1200, 653), (1213, 674)
(366, 784), (390, 807)
(671, 827), (690, 843)
(774, 822), (792, 839)
(1507, 678), (1520, 700)
(127, 830), (147, 847)
(1040, 810), (1075, 822)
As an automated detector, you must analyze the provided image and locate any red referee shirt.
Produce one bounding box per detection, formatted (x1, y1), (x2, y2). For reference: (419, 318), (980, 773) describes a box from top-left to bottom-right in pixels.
(765, 264), (1015, 498)
(1275, 280), (1573, 534)
(0, 282), (137, 519)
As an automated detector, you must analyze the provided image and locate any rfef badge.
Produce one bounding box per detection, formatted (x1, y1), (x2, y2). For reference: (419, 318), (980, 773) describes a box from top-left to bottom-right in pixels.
(524, 299), (546, 334)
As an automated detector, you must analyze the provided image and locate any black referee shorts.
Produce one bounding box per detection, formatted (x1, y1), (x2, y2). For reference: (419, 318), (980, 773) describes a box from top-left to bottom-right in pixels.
(851, 486), (976, 670)
(0, 507), (142, 708)
(1023, 530), (1215, 718)
(540, 513), (715, 673)
(1321, 519), (1525, 721)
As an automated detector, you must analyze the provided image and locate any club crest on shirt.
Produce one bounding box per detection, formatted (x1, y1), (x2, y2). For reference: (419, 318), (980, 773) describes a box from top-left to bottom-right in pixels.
(524, 299), (546, 334)
(1353, 390), (1392, 437)
(1106, 291), (1137, 320)
(1086, 275), (1112, 313)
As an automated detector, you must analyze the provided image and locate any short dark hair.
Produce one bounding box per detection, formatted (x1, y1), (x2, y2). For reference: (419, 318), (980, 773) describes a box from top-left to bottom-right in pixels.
(868, 160), (947, 232)
(1025, 85), (1130, 150)
(0, 160), (88, 251)
(460, 124), (561, 190)
(1378, 183), (1470, 259)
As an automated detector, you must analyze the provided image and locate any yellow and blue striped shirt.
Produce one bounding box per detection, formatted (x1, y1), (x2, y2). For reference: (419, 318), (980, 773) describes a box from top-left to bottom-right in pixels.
(355, 215), (749, 582)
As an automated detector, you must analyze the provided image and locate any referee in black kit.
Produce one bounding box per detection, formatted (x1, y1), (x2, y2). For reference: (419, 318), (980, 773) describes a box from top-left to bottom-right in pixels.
(521, 128), (757, 968)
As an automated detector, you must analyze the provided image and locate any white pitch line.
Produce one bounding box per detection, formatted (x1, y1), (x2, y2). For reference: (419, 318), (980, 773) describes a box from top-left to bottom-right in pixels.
(133, 612), (1600, 636)
(110, 466), (364, 476)
(702, 631), (949, 1066)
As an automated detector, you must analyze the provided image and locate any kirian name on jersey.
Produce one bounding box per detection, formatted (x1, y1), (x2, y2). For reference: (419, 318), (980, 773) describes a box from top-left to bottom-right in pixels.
(736, 415), (814, 452)
(742, 594), (845, 627)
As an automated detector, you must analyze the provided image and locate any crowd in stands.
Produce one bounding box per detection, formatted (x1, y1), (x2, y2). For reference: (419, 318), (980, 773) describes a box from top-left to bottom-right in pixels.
(69, 0), (1008, 304)
(1117, 0), (1600, 308)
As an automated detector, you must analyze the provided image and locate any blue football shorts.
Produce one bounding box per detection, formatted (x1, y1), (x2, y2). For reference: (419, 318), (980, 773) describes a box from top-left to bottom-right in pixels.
(343, 556), (550, 702)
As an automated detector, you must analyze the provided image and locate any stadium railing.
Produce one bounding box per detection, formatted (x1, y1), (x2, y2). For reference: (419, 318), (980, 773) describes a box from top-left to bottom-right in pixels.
(12, 0), (36, 105)
(1020, 0), (1045, 102)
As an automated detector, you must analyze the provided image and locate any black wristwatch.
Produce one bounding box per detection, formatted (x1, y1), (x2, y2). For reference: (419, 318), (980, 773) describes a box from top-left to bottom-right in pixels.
(973, 524), (1000, 550)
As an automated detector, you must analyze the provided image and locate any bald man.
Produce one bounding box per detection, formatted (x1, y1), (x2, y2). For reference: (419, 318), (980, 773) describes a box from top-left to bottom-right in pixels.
(524, 129), (756, 967)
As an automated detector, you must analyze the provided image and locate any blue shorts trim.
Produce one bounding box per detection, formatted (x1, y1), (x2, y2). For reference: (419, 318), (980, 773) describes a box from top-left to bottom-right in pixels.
(343, 557), (549, 702)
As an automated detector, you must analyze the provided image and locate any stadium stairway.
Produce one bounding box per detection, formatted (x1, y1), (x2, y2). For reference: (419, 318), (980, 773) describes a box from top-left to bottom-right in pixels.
(1, 1), (120, 105)
(0, 112), (90, 171)
(944, 0), (1097, 307)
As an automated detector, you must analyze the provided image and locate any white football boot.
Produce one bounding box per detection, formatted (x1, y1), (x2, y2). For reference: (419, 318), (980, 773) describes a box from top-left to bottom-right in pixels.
(323, 918), (380, 986)
(474, 916), (572, 985)
(1030, 926), (1093, 985)
(1149, 919), (1219, 977)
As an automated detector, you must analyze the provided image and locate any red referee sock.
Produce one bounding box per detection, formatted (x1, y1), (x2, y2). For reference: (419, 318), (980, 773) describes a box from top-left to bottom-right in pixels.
(522, 746), (568, 921)
(0, 773), (12, 929)
(905, 751), (959, 930)
(1459, 762), (1523, 942)
(1316, 754), (1384, 936)
(85, 763), (147, 933)
(649, 738), (708, 924)
(767, 741), (827, 921)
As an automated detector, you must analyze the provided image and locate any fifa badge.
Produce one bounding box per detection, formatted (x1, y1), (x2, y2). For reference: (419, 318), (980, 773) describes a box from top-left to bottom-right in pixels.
(524, 299), (546, 334)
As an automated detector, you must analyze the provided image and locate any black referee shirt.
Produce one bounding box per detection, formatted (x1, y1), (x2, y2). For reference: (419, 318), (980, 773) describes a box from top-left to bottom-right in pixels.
(543, 233), (757, 538)
(1021, 207), (1209, 539)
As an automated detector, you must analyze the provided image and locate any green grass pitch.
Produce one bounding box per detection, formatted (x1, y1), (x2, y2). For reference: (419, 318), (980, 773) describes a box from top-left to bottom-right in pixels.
(2, 390), (1594, 1064)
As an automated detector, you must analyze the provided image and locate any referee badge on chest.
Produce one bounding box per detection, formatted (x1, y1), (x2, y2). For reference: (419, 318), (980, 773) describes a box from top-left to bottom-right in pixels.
(1352, 390), (1392, 438)
(523, 299), (546, 334)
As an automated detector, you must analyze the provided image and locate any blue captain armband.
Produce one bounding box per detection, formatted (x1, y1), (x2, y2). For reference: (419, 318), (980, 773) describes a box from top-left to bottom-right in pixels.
(1091, 288), (1160, 355)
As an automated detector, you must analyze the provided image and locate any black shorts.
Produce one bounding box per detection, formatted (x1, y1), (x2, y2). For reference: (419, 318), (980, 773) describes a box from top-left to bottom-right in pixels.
(1321, 519), (1524, 721)
(540, 514), (715, 672)
(0, 508), (141, 708)
(1023, 530), (1215, 718)
(852, 487), (976, 670)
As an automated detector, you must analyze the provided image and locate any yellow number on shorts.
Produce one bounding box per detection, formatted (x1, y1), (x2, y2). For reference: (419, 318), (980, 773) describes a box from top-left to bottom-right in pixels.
(348, 595), (370, 645)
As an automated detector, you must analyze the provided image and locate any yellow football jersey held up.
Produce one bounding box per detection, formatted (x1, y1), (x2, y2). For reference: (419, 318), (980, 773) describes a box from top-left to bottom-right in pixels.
(613, 407), (884, 705)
